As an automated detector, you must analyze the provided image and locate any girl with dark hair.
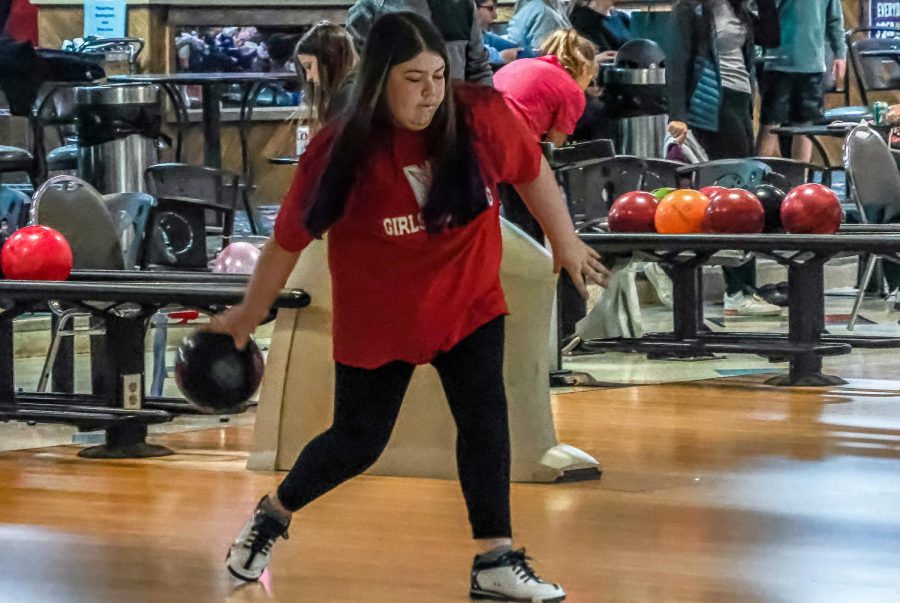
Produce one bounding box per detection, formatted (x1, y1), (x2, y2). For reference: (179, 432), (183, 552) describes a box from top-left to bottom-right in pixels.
(216, 11), (607, 602)
(294, 21), (359, 131)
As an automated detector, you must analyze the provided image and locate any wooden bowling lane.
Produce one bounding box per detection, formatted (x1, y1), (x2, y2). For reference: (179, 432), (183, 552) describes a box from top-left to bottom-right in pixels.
(1, 376), (899, 602)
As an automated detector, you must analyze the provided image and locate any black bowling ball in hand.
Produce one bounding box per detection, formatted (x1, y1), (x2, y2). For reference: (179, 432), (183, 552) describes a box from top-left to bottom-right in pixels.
(174, 331), (265, 414)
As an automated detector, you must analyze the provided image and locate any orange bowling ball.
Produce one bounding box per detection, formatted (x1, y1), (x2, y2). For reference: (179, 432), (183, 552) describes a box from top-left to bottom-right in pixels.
(654, 189), (711, 234)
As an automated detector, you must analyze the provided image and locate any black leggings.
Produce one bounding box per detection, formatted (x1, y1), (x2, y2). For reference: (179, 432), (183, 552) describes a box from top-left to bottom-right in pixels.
(276, 316), (512, 539)
(693, 87), (753, 160)
(694, 87), (757, 295)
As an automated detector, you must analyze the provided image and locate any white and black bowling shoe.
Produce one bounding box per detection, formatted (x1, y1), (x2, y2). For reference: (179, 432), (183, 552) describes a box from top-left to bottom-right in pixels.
(226, 496), (291, 581)
(470, 548), (566, 602)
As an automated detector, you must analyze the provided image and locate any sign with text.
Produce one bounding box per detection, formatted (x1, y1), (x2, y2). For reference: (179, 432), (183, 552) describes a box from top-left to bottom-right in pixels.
(84, 0), (126, 39)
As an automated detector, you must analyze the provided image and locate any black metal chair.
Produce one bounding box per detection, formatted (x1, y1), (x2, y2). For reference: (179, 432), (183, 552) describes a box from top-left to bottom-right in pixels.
(641, 158), (685, 191)
(846, 27), (900, 108)
(0, 144), (38, 188)
(543, 139), (615, 168)
(751, 157), (831, 189)
(32, 84), (81, 175)
(842, 123), (900, 330)
(554, 155), (647, 228)
(29, 175), (155, 391)
(143, 164), (245, 394)
(676, 158), (772, 189)
(143, 163), (241, 270)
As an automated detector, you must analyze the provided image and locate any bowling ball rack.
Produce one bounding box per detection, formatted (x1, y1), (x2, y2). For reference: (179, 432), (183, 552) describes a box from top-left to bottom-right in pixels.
(580, 231), (900, 387)
(0, 271), (309, 458)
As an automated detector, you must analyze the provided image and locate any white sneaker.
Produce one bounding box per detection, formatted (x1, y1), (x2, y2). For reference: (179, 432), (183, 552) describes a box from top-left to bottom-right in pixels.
(226, 496), (291, 581)
(470, 548), (565, 602)
(723, 291), (782, 317)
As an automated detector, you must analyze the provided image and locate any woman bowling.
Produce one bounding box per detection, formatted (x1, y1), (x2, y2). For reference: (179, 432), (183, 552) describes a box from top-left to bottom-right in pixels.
(212, 12), (608, 602)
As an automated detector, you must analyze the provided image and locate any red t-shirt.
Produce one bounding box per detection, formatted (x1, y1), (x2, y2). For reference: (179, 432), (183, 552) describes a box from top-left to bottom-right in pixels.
(274, 85), (542, 369)
(4, 0), (38, 45)
(493, 55), (587, 141)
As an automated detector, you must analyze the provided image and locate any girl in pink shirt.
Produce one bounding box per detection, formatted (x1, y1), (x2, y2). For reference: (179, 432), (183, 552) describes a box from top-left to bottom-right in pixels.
(494, 29), (597, 147)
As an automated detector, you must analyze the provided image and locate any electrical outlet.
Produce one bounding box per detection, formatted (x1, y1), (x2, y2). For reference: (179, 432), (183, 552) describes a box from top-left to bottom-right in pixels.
(122, 373), (142, 410)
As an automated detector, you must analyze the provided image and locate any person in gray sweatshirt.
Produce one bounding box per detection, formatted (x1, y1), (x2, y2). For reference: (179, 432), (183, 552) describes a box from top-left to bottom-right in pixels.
(347, 0), (494, 85)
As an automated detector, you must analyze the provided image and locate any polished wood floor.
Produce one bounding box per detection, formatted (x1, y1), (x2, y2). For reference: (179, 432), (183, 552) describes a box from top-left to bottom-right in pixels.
(1, 374), (899, 602)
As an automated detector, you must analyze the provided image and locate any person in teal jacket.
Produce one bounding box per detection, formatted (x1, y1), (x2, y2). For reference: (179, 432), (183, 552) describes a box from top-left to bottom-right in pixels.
(666, 0), (782, 317)
(755, 0), (847, 161)
(505, 0), (570, 50)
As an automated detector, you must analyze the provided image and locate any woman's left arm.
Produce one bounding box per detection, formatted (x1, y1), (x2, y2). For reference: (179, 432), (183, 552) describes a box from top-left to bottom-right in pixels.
(512, 157), (611, 297)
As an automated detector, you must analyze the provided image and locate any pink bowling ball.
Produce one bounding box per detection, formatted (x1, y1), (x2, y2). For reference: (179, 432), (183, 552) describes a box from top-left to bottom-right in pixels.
(211, 242), (261, 274)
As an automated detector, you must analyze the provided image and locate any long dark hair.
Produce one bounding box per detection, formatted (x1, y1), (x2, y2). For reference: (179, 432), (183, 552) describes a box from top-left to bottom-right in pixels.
(303, 12), (488, 237)
(294, 22), (358, 132)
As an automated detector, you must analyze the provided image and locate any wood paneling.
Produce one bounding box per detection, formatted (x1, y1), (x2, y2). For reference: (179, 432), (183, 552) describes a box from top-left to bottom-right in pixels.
(172, 118), (298, 205)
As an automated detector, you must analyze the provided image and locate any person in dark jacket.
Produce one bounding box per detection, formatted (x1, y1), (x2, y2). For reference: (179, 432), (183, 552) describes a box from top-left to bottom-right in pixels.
(347, 0), (493, 85)
(666, 0), (783, 316)
(568, 0), (632, 54)
(666, 0), (779, 158)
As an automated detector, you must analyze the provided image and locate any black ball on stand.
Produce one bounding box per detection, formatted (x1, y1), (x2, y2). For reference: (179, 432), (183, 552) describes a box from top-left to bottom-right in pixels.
(750, 184), (786, 233)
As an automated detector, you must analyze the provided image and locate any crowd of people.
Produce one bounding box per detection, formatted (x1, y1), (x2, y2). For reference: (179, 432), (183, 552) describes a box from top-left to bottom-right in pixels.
(290, 1), (854, 322)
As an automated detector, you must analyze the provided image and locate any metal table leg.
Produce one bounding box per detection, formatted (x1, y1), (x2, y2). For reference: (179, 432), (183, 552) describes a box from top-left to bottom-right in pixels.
(670, 262), (704, 340)
(0, 312), (20, 403)
(202, 83), (223, 169)
(80, 311), (173, 458)
(236, 82), (264, 235)
(766, 255), (846, 386)
(807, 134), (832, 169)
(50, 312), (74, 393)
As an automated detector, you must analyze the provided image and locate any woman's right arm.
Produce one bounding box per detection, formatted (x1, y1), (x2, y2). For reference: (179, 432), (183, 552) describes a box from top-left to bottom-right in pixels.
(207, 238), (302, 349)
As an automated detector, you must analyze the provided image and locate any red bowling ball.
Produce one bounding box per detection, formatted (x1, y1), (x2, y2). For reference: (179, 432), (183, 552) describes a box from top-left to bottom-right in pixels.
(699, 186), (728, 201)
(0, 225), (73, 281)
(608, 191), (658, 232)
(703, 189), (765, 233)
(780, 183), (843, 234)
